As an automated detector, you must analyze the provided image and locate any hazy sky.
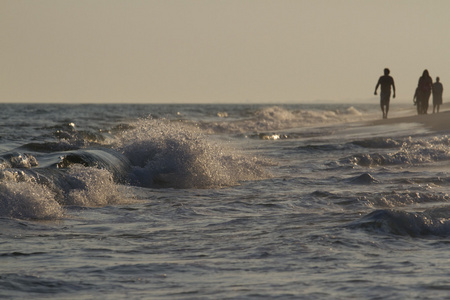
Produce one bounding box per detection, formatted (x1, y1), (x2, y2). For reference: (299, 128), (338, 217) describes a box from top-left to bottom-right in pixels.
(1, 0), (450, 103)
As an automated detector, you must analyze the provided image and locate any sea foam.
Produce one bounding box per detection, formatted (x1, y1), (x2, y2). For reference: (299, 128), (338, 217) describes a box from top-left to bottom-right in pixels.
(198, 106), (366, 134)
(116, 118), (271, 188)
(345, 135), (450, 167)
(61, 165), (122, 207)
(0, 165), (124, 220)
(0, 170), (63, 220)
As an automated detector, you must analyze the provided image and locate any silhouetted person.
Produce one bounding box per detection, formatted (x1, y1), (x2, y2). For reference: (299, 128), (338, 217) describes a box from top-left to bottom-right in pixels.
(416, 69), (433, 114)
(374, 68), (396, 119)
(432, 77), (443, 113)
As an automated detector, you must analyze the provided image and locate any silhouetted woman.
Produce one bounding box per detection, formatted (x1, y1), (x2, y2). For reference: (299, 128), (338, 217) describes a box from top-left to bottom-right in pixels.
(416, 70), (433, 114)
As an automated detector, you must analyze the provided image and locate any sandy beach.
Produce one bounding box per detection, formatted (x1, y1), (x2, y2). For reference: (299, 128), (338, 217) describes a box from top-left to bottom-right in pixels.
(371, 104), (450, 132)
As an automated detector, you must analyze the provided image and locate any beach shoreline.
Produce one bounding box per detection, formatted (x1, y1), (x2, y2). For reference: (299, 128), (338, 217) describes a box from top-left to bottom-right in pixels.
(370, 104), (450, 132)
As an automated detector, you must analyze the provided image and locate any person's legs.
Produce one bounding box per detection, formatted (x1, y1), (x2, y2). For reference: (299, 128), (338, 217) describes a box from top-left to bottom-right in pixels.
(424, 92), (431, 114)
(380, 103), (385, 118)
(380, 93), (389, 119)
(420, 99), (426, 114)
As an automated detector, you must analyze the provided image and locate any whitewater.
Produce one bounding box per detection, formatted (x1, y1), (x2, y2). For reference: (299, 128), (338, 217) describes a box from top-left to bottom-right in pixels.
(1, 103), (450, 299)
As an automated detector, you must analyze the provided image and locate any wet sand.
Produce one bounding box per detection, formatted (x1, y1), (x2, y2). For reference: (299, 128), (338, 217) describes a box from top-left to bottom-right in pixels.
(371, 105), (450, 132)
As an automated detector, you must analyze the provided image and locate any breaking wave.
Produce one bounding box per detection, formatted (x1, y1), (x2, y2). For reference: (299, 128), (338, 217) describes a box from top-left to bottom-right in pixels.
(116, 118), (271, 189)
(0, 118), (272, 220)
(197, 106), (366, 135)
(342, 136), (450, 167)
(0, 166), (121, 220)
(350, 207), (450, 237)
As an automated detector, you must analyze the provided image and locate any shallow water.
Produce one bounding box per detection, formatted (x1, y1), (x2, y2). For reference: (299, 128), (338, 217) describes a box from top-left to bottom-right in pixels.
(1, 103), (450, 299)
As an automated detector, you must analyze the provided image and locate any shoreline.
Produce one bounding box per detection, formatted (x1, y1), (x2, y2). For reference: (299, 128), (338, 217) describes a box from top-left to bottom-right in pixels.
(370, 107), (450, 132)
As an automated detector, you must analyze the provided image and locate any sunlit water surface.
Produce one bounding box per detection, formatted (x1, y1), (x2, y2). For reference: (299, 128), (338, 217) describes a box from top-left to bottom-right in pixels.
(1, 103), (450, 299)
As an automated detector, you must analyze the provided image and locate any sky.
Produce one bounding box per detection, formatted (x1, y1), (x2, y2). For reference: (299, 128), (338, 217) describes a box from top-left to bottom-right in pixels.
(1, 0), (450, 104)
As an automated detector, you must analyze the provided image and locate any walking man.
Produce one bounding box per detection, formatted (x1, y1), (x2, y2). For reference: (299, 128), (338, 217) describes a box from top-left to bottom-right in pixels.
(374, 68), (396, 119)
(433, 77), (443, 113)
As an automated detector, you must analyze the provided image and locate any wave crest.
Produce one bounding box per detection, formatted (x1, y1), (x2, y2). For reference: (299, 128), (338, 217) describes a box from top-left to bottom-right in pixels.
(0, 165), (124, 220)
(117, 118), (271, 188)
(350, 208), (450, 237)
(0, 170), (63, 220)
(62, 165), (122, 207)
(198, 106), (366, 134)
(344, 136), (450, 167)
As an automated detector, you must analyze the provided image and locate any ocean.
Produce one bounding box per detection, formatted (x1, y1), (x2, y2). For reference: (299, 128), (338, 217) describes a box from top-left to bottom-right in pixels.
(1, 102), (450, 299)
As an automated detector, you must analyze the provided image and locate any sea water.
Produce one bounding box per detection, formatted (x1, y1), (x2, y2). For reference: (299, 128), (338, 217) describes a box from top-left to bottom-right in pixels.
(1, 103), (450, 299)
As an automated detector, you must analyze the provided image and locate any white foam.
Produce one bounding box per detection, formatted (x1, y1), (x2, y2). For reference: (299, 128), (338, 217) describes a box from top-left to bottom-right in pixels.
(62, 165), (122, 207)
(0, 170), (63, 220)
(116, 118), (271, 188)
(198, 105), (368, 134)
(8, 153), (39, 168)
(348, 135), (450, 167)
(0, 164), (126, 220)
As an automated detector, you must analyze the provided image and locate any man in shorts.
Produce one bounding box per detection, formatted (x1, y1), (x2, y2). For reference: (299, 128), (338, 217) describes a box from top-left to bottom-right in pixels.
(374, 68), (396, 119)
(432, 77), (443, 113)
